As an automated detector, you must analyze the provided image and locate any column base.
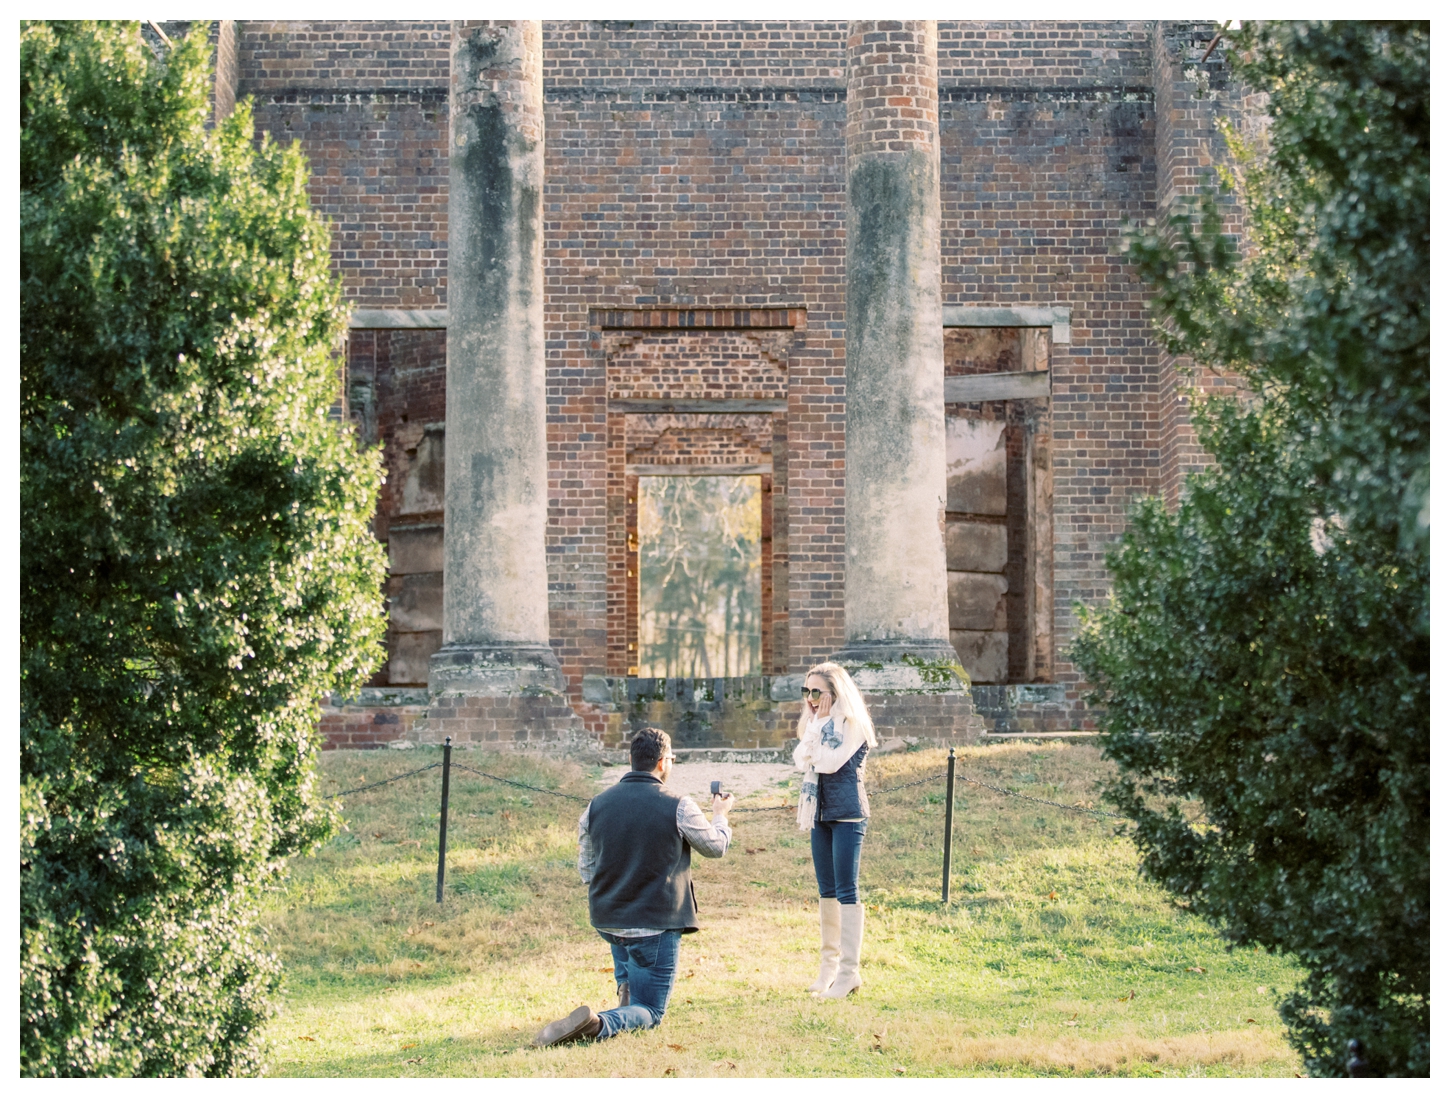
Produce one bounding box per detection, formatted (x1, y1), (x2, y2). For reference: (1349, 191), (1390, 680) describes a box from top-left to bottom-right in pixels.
(831, 640), (986, 742)
(831, 640), (970, 696)
(428, 642), (569, 696)
(419, 643), (586, 747)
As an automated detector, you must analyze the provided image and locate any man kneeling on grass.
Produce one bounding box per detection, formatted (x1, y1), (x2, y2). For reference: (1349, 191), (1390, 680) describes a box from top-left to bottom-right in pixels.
(533, 727), (735, 1046)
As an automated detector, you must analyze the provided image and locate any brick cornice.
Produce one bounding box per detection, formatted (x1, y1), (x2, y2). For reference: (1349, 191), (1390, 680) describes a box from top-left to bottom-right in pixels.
(590, 308), (806, 330)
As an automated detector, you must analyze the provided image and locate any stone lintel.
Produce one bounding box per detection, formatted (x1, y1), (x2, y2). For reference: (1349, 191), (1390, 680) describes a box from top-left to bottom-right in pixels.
(350, 308), (448, 329)
(943, 305), (1071, 344)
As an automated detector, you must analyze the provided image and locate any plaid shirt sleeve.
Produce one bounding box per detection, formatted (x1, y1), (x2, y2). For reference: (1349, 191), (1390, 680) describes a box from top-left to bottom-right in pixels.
(676, 796), (732, 858)
(577, 802), (595, 884)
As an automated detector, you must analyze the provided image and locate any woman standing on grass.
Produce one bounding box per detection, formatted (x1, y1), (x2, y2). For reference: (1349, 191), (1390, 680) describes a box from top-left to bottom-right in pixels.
(793, 661), (877, 999)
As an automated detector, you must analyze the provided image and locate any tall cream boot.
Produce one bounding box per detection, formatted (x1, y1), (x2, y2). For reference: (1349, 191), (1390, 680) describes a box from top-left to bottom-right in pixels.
(807, 898), (842, 994)
(822, 902), (863, 999)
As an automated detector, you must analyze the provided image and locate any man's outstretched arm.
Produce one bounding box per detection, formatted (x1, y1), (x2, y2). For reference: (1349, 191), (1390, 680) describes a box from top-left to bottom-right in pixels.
(677, 794), (733, 858)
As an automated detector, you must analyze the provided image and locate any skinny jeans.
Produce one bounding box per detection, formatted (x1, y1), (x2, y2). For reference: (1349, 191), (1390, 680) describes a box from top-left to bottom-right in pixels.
(810, 819), (867, 905)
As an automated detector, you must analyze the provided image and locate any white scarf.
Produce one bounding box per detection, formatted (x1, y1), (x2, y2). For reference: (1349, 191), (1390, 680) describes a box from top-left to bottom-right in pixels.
(795, 715), (836, 831)
(796, 762), (819, 832)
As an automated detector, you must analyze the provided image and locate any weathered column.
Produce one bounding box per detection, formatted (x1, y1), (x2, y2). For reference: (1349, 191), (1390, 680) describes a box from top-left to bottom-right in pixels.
(426, 20), (580, 744)
(836, 22), (981, 736)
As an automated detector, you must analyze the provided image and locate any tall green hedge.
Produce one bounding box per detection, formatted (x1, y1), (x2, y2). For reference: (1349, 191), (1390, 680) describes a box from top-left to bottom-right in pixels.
(1073, 22), (1428, 1077)
(21, 21), (387, 1075)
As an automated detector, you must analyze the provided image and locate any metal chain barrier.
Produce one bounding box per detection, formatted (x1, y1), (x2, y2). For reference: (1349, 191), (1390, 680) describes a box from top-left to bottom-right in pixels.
(327, 741), (1130, 906)
(330, 762), (440, 799)
(956, 773), (1131, 821)
(331, 757), (1126, 820)
(450, 761), (590, 804)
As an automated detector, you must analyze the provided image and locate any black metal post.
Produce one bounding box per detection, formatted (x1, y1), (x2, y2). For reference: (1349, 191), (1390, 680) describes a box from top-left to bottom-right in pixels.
(941, 746), (956, 904)
(1347, 1038), (1369, 1078)
(435, 736), (452, 904)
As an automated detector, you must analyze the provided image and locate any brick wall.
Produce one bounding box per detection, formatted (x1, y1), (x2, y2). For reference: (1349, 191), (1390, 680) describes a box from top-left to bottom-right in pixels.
(938, 21), (1150, 86)
(237, 22), (450, 90)
(318, 690), (428, 749)
(239, 21), (450, 308)
(938, 73), (1157, 721)
(544, 21), (848, 87)
(230, 21), (1259, 745)
(1151, 21), (1254, 509)
(542, 80), (851, 713)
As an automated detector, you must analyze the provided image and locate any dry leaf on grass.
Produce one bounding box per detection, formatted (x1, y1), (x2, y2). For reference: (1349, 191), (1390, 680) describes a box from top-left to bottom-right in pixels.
(597, 967), (613, 973)
(667, 1043), (686, 1051)
(1117, 991), (1135, 1002)
(1186, 966), (1205, 974)
(893, 1066), (906, 1075)
(298, 1036), (316, 1042)
(716, 1060), (737, 1070)
(405, 1057), (424, 1064)
(401, 1043), (418, 1050)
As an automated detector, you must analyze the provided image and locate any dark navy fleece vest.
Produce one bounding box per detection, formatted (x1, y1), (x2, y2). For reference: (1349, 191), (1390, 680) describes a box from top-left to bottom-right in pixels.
(586, 771), (699, 933)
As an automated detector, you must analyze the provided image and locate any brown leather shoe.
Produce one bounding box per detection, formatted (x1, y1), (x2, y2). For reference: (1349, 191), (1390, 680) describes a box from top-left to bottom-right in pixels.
(532, 1004), (602, 1047)
(617, 981), (630, 1008)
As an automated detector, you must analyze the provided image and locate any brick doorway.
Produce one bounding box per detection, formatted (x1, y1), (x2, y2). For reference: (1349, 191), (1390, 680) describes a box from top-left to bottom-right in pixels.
(599, 310), (799, 679)
(943, 327), (1054, 684)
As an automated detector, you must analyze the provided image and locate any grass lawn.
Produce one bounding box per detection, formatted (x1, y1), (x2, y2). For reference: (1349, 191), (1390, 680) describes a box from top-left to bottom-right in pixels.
(260, 741), (1304, 1077)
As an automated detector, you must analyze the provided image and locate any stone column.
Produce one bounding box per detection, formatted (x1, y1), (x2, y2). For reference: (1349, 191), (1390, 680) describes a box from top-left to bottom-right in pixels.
(836, 20), (962, 691)
(426, 20), (579, 744)
(831, 22), (982, 740)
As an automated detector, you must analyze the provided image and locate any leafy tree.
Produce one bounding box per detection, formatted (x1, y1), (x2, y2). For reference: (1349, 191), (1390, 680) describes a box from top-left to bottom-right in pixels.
(21, 22), (386, 1076)
(1073, 22), (1427, 1077)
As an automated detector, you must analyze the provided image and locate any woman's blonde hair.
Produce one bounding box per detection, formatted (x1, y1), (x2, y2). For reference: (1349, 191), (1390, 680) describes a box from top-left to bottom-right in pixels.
(795, 661), (877, 748)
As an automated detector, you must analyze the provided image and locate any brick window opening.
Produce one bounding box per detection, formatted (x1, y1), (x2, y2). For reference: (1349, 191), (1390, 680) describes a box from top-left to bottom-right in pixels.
(636, 474), (763, 678)
(347, 328), (447, 687)
(944, 327), (1054, 685)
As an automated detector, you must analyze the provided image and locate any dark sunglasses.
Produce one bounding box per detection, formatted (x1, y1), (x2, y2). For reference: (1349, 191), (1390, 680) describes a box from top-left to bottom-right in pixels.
(800, 687), (828, 702)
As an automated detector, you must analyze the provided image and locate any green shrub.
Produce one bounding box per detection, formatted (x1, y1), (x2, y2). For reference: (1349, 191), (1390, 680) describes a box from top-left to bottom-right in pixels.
(1073, 21), (1427, 1077)
(20, 21), (387, 1075)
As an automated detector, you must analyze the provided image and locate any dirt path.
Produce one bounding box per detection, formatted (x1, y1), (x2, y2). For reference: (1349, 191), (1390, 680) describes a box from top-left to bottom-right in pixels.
(595, 760), (799, 801)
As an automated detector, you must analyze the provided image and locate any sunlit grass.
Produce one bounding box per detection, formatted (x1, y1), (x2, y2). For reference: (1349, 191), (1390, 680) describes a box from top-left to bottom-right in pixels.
(261, 743), (1303, 1077)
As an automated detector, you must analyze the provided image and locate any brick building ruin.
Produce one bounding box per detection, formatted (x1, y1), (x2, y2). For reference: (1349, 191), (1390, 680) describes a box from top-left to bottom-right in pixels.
(155, 20), (1255, 753)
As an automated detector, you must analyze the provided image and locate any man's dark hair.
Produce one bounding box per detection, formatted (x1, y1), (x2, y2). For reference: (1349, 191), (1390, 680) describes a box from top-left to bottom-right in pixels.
(630, 727), (671, 771)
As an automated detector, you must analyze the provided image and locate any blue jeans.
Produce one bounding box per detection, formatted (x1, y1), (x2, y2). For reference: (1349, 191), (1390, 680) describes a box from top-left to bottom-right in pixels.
(811, 819), (868, 905)
(594, 930), (682, 1039)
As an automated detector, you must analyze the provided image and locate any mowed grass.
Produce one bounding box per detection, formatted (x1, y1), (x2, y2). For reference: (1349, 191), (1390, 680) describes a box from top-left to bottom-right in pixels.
(260, 742), (1304, 1077)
